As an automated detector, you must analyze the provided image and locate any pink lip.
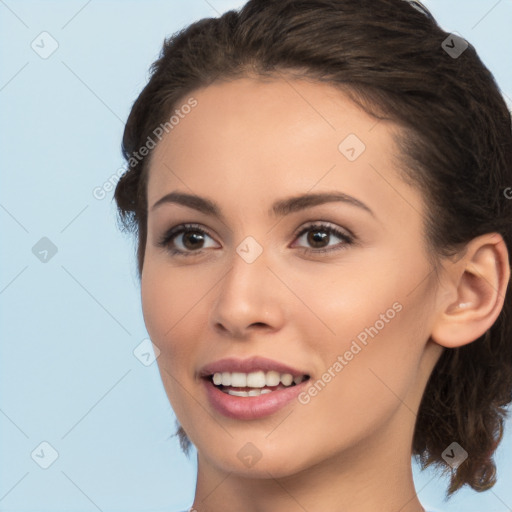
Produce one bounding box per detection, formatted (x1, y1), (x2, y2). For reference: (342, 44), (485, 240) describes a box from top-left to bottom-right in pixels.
(199, 355), (309, 378)
(199, 356), (311, 420)
(202, 377), (310, 420)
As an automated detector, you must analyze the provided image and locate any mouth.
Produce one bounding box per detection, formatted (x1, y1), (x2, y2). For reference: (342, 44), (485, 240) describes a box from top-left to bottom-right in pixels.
(205, 370), (311, 397)
(199, 356), (312, 419)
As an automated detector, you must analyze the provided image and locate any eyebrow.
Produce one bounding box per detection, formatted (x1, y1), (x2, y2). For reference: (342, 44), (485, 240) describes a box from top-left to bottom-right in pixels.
(151, 191), (375, 219)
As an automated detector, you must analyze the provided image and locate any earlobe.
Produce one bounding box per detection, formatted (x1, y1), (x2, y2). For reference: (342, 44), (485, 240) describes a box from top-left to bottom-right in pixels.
(431, 233), (510, 349)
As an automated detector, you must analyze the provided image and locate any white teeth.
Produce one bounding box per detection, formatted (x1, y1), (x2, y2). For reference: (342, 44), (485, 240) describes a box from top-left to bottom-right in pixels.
(227, 388), (275, 397)
(280, 373), (294, 386)
(227, 389), (250, 397)
(211, 370), (306, 388)
(266, 370), (280, 386)
(246, 370), (266, 388)
(230, 372), (247, 387)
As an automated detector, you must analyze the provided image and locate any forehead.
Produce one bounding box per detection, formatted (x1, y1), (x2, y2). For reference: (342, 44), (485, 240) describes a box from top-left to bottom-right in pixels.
(146, 77), (424, 222)
(149, 77), (379, 169)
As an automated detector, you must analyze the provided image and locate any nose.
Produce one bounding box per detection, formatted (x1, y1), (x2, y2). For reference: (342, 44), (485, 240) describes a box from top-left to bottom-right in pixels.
(209, 246), (286, 338)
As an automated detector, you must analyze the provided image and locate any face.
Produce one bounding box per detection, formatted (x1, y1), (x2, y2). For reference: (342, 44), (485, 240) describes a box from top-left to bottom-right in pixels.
(141, 76), (444, 477)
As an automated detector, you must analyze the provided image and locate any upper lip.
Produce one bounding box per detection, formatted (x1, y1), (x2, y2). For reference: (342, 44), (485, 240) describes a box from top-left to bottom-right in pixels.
(199, 356), (310, 378)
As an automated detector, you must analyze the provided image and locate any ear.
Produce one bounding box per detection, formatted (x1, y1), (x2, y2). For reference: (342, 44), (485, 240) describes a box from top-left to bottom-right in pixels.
(430, 233), (510, 348)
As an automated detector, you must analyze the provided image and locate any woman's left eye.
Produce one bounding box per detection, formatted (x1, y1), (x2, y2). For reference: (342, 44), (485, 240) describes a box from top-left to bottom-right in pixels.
(157, 222), (354, 257)
(291, 223), (354, 254)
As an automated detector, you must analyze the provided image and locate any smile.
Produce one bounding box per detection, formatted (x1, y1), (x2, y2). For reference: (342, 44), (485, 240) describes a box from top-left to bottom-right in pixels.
(199, 356), (312, 419)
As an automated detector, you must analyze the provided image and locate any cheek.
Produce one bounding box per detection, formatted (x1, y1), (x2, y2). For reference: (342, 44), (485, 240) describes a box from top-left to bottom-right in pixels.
(287, 257), (403, 351)
(297, 242), (430, 351)
(290, 253), (431, 409)
(286, 302), (427, 458)
(141, 265), (195, 365)
(140, 265), (204, 421)
(141, 259), (226, 370)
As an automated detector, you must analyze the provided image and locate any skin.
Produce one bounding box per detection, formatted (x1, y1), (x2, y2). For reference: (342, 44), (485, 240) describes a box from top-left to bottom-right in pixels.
(140, 76), (510, 512)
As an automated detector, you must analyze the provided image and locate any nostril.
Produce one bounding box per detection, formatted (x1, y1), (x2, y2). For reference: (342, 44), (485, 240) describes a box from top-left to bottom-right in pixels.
(249, 322), (269, 328)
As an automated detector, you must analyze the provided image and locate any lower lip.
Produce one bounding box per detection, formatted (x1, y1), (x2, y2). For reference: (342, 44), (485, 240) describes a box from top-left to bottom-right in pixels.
(203, 378), (309, 420)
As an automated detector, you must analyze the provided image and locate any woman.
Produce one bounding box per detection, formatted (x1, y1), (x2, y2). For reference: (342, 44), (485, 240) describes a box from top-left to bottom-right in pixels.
(114, 0), (512, 510)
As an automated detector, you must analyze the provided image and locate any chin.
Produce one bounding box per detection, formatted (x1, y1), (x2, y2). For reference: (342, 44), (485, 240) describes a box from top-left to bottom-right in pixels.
(195, 434), (315, 478)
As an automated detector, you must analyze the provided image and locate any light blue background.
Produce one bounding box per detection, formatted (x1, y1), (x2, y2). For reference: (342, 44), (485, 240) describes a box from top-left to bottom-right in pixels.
(1, 1), (511, 511)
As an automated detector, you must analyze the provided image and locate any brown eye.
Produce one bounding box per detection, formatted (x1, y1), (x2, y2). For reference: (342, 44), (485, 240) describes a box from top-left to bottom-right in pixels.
(294, 223), (354, 253)
(307, 228), (330, 248)
(181, 230), (206, 250)
(157, 223), (220, 256)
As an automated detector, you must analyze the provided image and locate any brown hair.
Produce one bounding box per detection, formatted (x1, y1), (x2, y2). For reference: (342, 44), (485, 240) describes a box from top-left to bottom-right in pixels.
(113, 0), (512, 497)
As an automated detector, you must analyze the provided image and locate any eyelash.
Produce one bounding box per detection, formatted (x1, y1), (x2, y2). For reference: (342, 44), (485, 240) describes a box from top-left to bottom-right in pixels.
(156, 222), (355, 257)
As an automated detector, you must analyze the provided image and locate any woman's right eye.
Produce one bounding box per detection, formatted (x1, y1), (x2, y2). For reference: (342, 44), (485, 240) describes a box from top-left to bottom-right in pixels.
(157, 223), (220, 257)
